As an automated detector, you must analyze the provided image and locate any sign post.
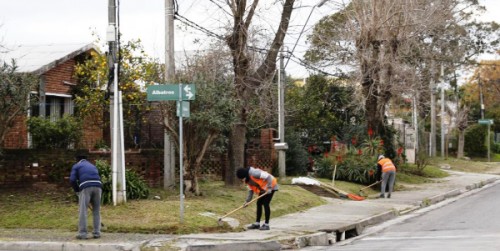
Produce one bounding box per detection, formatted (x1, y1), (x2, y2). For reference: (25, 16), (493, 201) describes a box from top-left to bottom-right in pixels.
(478, 119), (494, 162)
(147, 83), (195, 222)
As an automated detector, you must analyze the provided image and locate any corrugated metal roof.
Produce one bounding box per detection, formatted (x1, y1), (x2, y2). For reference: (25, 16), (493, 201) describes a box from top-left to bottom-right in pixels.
(0, 43), (99, 74)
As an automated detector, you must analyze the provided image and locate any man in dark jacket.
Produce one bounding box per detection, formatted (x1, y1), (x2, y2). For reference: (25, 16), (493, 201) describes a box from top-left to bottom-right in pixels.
(70, 155), (102, 239)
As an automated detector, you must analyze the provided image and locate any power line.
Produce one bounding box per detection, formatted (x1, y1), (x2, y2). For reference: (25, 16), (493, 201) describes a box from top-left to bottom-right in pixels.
(287, 52), (349, 78)
(174, 13), (225, 40)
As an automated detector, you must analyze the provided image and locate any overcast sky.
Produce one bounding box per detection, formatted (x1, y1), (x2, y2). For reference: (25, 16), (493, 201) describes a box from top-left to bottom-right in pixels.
(1, 0), (499, 78)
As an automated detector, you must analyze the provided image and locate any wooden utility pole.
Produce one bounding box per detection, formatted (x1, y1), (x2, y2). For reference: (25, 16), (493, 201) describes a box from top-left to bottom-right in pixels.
(163, 0), (176, 190)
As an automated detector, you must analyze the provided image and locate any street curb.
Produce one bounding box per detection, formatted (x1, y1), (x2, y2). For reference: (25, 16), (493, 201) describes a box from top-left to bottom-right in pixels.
(0, 241), (141, 251)
(185, 240), (281, 251)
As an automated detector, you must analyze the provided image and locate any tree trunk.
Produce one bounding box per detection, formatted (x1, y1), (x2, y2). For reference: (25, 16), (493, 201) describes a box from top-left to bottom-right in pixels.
(457, 129), (465, 158)
(224, 0), (295, 186)
(226, 122), (246, 186)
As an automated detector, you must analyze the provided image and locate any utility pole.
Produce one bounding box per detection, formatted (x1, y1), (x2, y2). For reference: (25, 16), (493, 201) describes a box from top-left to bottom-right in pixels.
(440, 65), (445, 159)
(164, 0), (176, 190)
(429, 61), (436, 157)
(413, 94), (418, 162)
(277, 48), (287, 178)
(478, 72), (485, 119)
(107, 0), (126, 205)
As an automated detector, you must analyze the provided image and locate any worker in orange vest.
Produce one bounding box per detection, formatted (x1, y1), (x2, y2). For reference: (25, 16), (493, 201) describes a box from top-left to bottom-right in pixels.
(236, 166), (279, 230)
(377, 155), (397, 198)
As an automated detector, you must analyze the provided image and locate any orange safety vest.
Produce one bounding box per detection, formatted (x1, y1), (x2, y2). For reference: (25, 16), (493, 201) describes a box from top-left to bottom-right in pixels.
(247, 175), (277, 194)
(378, 158), (396, 173)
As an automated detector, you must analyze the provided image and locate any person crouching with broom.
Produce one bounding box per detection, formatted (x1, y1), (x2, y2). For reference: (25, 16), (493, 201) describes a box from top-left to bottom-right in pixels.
(236, 166), (279, 230)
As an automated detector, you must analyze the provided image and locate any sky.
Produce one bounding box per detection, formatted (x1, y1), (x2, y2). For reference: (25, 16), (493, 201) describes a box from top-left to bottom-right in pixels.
(0, 0), (499, 78)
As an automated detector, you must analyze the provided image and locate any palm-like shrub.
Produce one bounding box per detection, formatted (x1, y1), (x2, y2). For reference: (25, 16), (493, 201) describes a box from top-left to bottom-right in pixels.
(95, 160), (150, 204)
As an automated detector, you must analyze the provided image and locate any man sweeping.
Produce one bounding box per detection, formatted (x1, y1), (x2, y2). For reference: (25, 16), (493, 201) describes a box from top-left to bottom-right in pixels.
(377, 155), (396, 199)
(236, 166), (278, 230)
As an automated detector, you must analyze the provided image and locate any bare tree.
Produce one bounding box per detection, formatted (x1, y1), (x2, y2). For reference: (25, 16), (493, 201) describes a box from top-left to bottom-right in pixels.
(158, 42), (235, 195)
(222, 0), (296, 185)
(306, 0), (493, 138)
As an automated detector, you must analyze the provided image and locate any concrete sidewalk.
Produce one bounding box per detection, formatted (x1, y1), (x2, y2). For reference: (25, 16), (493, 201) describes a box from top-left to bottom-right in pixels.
(0, 170), (499, 251)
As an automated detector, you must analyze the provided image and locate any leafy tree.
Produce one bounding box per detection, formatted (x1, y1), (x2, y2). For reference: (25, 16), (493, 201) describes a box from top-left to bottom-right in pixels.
(73, 38), (162, 148)
(305, 0), (498, 145)
(0, 60), (38, 153)
(462, 60), (500, 131)
(286, 74), (361, 146)
(158, 44), (236, 195)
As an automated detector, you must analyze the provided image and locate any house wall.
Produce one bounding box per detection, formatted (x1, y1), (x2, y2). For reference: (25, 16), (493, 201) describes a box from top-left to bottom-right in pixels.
(44, 59), (76, 93)
(2, 55), (102, 150)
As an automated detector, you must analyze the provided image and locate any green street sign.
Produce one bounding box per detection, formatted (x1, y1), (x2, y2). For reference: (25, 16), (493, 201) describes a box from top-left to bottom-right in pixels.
(146, 84), (196, 101)
(478, 119), (494, 125)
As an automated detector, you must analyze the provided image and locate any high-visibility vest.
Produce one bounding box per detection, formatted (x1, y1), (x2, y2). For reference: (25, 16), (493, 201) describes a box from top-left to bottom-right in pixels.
(378, 158), (396, 173)
(247, 175), (277, 194)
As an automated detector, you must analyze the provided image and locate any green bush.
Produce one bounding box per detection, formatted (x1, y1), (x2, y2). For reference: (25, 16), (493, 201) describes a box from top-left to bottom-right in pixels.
(334, 154), (378, 185)
(493, 143), (500, 154)
(95, 160), (150, 204)
(285, 130), (309, 176)
(464, 124), (488, 156)
(315, 156), (335, 179)
(27, 115), (82, 149)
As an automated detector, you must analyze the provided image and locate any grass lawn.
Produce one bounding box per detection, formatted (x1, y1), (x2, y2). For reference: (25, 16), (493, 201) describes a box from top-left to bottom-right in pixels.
(2, 156), (495, 234)
(0, 179), (325, 234)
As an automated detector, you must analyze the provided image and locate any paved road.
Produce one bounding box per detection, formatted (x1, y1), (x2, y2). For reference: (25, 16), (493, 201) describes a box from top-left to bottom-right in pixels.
(304, 181), (500, 251)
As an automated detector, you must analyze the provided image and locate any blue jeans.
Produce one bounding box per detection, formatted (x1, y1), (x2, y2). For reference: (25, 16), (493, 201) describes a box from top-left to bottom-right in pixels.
(380, 171), (396, 197)
(78, 186), (102, 237)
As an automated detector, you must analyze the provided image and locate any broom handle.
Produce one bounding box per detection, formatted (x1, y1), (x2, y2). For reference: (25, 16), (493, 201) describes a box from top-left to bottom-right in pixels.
(360, 181), (381, 191)
(220, 192), (268, 219)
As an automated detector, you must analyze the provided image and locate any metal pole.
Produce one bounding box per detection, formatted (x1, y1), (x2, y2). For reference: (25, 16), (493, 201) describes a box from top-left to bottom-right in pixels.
(440, 65), (445, 158)
(178, 84), (184, 223)
(112, 64), (119, 206)
(430, 61), (436, 157)
(278, 49), (286, 178)
(488, 123), (491, 162)
(413, 95), (418, 161)
(118, 90), (127, 202)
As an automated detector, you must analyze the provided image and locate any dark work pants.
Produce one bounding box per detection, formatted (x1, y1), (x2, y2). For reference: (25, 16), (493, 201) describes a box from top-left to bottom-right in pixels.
(256, 191), (275, 224)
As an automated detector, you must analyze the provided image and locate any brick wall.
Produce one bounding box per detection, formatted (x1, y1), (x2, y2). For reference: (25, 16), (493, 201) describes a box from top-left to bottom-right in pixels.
(80, 110), (104, 149)
(3, 114), (29, 149)
(44, 59), (76, 94)
(0, 130), (278, 188)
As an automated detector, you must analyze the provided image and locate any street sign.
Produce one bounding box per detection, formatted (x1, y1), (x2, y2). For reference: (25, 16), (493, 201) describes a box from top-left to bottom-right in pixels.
(478, 119), (494, 125)
(146, 84), (196, 101)
(176, 101), (190, 117)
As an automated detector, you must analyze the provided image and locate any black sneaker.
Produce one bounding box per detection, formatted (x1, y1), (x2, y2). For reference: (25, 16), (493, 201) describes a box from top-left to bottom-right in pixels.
(387, 194), (391, 199)
(76, 235), (88, 240)
(247, 223), (260, 230)
(93, 235), (101, 239)
(379, 194), (385, 198)
(259, 224), (270, 230)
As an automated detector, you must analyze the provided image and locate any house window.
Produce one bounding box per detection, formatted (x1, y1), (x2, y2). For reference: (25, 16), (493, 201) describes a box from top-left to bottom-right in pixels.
(31, 93), (74, 121)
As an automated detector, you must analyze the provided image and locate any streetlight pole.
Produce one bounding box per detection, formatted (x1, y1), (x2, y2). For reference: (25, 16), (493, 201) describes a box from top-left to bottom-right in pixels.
(107, 0), (126, 205)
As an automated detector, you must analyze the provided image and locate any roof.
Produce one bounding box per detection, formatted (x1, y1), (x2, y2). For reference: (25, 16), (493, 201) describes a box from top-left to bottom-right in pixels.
(0, 43), (99, 74)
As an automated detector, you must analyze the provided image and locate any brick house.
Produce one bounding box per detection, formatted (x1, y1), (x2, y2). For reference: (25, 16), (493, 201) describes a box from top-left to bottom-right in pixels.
(1, 43), (103, 149)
